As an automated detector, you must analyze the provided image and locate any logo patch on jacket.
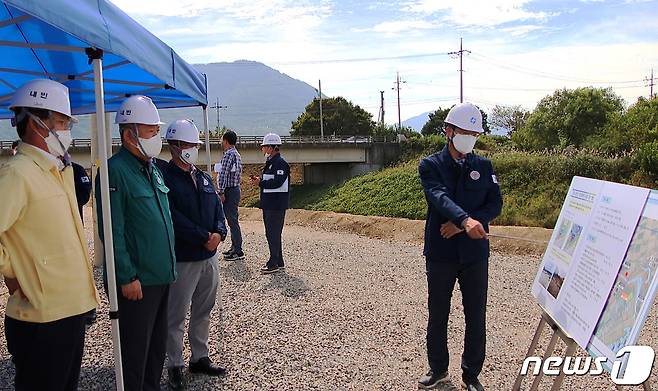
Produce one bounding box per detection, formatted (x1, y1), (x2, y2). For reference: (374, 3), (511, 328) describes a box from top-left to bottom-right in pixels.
(492, 174), (498, 184)
(470, 170), (480, 180)
(277, 170), (284, 175)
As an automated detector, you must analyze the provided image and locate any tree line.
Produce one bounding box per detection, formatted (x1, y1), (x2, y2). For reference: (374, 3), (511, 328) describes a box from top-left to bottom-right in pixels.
(289, 87), (658, 159)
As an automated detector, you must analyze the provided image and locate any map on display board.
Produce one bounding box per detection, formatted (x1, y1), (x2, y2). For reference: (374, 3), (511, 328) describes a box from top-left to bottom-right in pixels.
(531, 176), (651, 349)
(587, 190), (658, 371)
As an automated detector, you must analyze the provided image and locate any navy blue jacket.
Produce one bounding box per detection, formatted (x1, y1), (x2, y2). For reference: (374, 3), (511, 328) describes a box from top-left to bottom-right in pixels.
(419, 146), (503, 263)
(259, 153), (290, 210)
(72, 161), (91, 221)
(158, 160), (228, 262)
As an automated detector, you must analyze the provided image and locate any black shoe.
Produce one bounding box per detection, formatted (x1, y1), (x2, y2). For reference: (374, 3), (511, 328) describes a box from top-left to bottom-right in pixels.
(278, 263), (285, 270)
(189, 357), (226, 376)
(462, 377), (484, 391)
(222, 249), (233, 256)
(225, 251), (245, 261)
(167, 366), (185, 390)
(418, 370), (449, 389)
(260, 264), (280, 274)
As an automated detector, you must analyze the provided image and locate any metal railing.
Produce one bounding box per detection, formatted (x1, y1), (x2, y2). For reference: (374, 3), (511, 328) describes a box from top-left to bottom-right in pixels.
(1, 135), (396, 149)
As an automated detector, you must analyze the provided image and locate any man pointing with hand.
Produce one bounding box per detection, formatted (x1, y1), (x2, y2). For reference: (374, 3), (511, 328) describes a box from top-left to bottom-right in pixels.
(417, 102), (502, 391)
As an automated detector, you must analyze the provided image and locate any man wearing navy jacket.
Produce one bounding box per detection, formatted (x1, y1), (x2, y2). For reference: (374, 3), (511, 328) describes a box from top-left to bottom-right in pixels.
(250, 133), (290, 274)
(417, 103), (503, 391)
(159, 119), (228, 390)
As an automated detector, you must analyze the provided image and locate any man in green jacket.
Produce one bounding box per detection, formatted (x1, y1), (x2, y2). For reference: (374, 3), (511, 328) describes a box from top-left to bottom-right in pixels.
(96, 95), (176, 391)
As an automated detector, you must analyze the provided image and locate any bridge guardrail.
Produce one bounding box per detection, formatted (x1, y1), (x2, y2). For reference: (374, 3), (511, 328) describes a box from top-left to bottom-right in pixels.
(1, 135), (396, 149)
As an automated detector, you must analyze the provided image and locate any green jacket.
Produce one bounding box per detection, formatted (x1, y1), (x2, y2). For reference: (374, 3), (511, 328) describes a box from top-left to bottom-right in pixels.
(96, 147), (176, 286)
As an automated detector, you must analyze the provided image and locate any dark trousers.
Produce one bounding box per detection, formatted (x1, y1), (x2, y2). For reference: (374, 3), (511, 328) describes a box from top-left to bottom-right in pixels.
(5, 312), (87, 391)
(426, 260), (488, 381)
(263, 209), (286, 268)
(118, 284), (169, 391)
(224, 186), (243, 253)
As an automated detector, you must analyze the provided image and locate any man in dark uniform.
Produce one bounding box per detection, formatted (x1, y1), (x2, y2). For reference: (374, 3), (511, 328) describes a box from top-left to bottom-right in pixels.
(160, 119), (228, 390)
(417, 102), (503, 391)
(71, 162), (92, 222)
(249, 133), (290, 274)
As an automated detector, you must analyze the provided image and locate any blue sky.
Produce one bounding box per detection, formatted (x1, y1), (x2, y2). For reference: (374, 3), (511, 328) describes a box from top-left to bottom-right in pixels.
(110, 0), (658, 124)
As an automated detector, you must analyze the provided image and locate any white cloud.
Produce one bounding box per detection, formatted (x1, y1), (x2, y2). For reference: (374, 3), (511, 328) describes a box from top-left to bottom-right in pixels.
(404, 0), (550, 27)
(371, 20), (437, 34)
(110, 0), (332, 23)
(499, 24), (545, 37)
(107, 0), (658, 125)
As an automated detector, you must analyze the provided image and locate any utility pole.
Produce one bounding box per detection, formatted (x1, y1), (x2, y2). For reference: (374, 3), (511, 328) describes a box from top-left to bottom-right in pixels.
(393, 72), (406, 129)
(448, 38), (471, 103)
(378, 90), (385, 126)
(210, 97), (228, 131)
(646, 68), (655, 98)
(318, 79), (324, 140)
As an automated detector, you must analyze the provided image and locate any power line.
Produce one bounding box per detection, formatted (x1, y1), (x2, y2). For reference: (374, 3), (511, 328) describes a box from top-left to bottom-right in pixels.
(209, 97), (228, 130)
(646, 68), (655, 98)
(448, 38), (471, 103)
(378, 90), (385, 125)
(269, 52), (453, 66)
(470, 52), (644, 85)
(393, 71), (407, 129)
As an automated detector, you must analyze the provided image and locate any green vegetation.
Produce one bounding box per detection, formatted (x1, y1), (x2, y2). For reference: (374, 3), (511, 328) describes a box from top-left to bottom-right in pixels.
(291, 97), (375, 136)
(248, 90), (658, 228)
(286, 146), (649, 228)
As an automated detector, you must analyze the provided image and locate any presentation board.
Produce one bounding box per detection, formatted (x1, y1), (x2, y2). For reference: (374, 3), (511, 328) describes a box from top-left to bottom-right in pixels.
(531, 176), (650, 348)
(587, 189), (658, 371)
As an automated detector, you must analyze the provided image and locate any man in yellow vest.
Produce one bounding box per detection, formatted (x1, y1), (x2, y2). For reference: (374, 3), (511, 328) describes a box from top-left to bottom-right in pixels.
(0, 79), (99, 391)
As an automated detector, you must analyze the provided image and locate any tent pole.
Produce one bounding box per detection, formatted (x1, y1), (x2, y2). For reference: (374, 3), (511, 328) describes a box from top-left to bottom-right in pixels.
(90, 114), (102, 267)
(92, 54), (125, 391)
(203, 105), (211, 172)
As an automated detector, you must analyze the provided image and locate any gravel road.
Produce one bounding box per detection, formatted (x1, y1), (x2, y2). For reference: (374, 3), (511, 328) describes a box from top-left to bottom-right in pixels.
(0, 213), (655, 390)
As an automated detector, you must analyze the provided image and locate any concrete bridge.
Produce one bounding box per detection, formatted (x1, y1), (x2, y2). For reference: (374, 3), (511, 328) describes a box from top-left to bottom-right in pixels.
(0, 136), (401, 184)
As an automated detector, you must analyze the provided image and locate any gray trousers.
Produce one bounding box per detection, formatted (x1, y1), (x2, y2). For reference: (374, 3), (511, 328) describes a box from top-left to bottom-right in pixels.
(224, 186), (243, 253)
(166, 255), (219, 368)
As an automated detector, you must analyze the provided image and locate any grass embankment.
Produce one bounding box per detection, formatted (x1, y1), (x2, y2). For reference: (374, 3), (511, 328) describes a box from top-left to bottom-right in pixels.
(281, 147), (651, 228)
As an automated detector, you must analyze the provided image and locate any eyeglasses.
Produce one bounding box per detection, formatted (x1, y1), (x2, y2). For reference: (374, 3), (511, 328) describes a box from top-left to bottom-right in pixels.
(53, 118), (73, 131)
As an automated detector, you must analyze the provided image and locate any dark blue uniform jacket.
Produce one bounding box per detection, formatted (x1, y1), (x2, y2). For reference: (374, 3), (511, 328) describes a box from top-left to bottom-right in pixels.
(158, 160), (227, 263)
(259, 153), (290, 210)
(419, 146), (503, 264)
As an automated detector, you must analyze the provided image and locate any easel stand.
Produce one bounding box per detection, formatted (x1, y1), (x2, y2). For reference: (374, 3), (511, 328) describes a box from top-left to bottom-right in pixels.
(512, 312), (652, 391)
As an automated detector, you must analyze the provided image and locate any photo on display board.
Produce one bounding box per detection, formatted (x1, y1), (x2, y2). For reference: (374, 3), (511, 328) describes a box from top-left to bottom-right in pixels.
(563, 223), (583, 256)
(539, 262), (556, 290)
(548, 265), (566, 299)
(554, 219), (571, 250)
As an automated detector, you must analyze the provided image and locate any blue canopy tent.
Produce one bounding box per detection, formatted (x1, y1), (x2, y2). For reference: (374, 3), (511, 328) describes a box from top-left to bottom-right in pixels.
(0, 1), (211, 389)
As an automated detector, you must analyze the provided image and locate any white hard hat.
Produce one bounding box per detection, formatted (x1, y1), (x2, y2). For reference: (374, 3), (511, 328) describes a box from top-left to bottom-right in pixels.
(444, 102), (484, 133)
(115, 95), (164, 125)
(9, 79), (77, 122)
(165, 119), (201, 144)
(261, 132), (282, 146)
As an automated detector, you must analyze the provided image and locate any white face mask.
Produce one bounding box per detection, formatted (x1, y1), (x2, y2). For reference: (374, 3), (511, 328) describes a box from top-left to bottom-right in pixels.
(139, 135), (162, 158)
(180, 147), (198, 165)
(132, 125), (162, 158)
(452, 133), (478, 154)
(29, 113), (72, 158)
